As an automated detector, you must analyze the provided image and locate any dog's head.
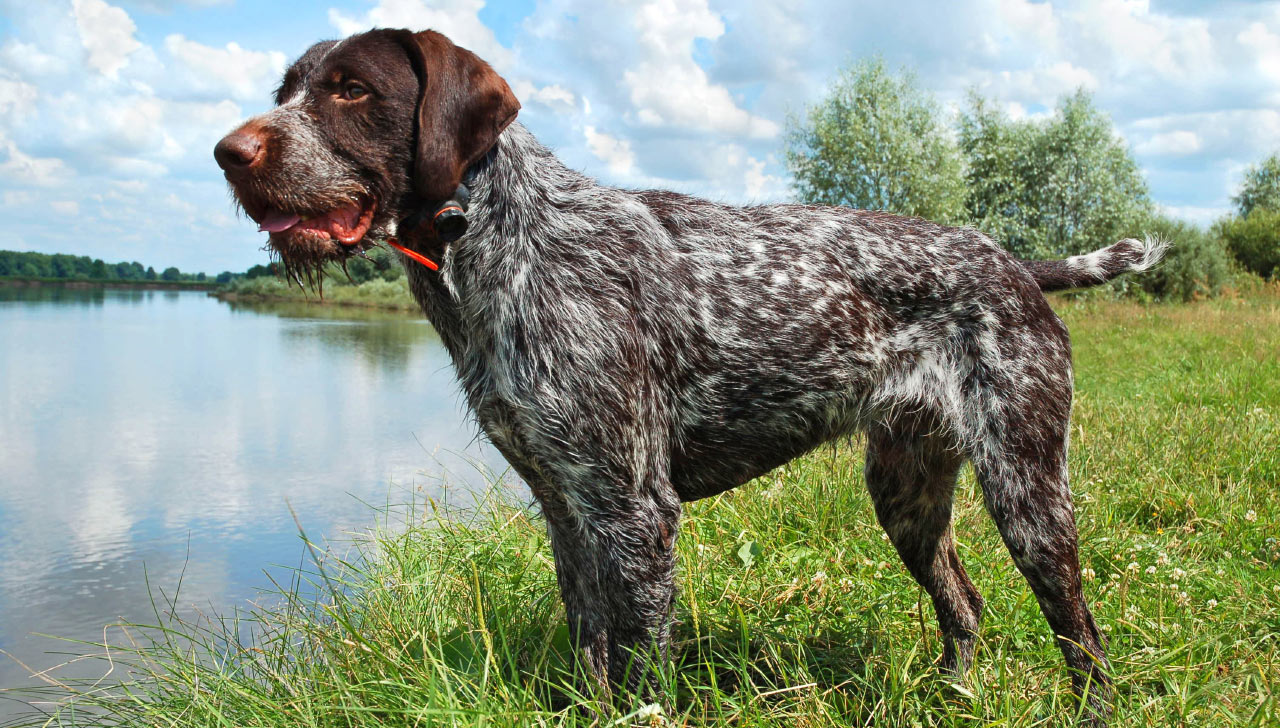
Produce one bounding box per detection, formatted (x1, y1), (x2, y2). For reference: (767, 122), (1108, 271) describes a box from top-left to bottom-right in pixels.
(213, 29), (520, 281)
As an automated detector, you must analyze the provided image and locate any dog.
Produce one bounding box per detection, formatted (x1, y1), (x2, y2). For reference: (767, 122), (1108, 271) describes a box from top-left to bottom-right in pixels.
(214, 28), (1165, 722)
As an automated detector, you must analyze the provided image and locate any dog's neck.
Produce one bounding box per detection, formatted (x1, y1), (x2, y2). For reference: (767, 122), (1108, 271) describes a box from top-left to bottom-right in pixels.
(401, 122), (591, 359)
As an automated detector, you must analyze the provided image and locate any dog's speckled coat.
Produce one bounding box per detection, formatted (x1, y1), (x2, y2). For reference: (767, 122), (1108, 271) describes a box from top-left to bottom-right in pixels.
(216, 29), (1166, 723)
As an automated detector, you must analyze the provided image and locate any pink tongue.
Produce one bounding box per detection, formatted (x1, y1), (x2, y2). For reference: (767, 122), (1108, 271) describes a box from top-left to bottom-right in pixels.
(258, 209), (301, 233)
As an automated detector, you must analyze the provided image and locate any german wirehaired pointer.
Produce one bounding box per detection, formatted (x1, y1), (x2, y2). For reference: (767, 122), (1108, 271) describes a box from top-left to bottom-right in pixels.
(215, 28), (1166, 722)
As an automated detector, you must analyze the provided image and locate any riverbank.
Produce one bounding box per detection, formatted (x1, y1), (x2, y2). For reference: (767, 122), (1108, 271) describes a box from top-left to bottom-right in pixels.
(212, 275), (419, 311)
(0, 277), (219, 291)
(12, 293), (1280, 726)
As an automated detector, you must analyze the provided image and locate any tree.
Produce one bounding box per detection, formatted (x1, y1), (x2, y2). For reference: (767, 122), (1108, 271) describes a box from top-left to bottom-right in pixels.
(161, 266), (181, 281)
(1233, 153), (1280, 218)
(785, 58), (966, 223)
(215, 271), (234, 284)
(958, 90), (1151, 258)
(1138, 215), (1233, 300)
(1216, 207), (1280, 279)
(145, 266), (157, 280)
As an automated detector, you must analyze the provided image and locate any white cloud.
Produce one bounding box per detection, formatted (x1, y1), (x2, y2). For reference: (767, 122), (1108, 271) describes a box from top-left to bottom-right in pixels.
(1158, 203), (1229, 227)
(1130, 109), (1280, 160)
(130, 0), (232, 9)
(164, 35), (287, 101)
(71, 0), (141, 79)
(622, 0), (778, 138)
(0, 72), (38, 121)
(50, 200), (80, 215)
(0, 40), (73, 78)
(329, 0), (514, 70)
(994, 0), (1062, 54)
(512, 80), (576, 111)
(1136, 130), (1202, 157)
(0, 140), (70, 186)
(1075, 0), (1215, 80)
(743, 155), (784, 200)
(1238, 19), (1280, 104)
(981, 61), (1098, 107)
(584, 125), (635, 175)
(3, 190), (35, 207)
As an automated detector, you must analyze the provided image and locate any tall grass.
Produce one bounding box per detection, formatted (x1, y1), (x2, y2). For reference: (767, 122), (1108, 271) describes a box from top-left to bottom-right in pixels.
(10, 293), (1279, 726)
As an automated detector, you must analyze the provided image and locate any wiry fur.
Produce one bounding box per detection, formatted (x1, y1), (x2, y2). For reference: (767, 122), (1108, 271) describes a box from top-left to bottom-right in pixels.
(405, 124), (1157, 720)
(217, 30), (1168, 724)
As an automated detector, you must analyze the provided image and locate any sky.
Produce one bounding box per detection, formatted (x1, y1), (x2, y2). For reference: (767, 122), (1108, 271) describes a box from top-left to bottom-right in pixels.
(0, 0), (1277, 274)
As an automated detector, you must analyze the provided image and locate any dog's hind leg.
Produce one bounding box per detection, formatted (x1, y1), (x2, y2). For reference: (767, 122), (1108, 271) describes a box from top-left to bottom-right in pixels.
(970, 400), (1111, 723)
(865, 411), (985, 675)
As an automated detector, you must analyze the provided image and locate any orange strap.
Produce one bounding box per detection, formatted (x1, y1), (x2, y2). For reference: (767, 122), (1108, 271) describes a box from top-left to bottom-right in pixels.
(386, 238), (439, 271)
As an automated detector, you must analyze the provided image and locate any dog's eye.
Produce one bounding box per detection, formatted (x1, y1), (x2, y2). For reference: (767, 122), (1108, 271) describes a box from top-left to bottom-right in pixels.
(341, 82), (369, 101)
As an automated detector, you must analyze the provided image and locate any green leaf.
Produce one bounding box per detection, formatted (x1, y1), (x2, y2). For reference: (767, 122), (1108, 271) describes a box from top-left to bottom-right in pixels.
(737, 540), (763, 569)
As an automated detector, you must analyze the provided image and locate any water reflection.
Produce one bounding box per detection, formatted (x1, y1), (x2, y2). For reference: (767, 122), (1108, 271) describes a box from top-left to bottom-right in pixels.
(0, 286), (510, 715)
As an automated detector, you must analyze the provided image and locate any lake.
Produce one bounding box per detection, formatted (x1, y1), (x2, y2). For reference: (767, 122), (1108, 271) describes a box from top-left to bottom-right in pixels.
(0, 285), (508, 715)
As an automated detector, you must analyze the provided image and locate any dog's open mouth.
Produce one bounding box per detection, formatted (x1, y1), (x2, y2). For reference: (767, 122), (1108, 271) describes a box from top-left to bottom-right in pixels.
(255, 200), (376, 246)
(239, 197), (381, 288)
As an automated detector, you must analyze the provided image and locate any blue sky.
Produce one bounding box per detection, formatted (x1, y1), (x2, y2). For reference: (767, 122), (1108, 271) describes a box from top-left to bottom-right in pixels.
(1, 0), (1276, 273)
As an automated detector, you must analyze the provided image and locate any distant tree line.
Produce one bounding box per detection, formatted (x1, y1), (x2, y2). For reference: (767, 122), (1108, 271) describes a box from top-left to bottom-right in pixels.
(0, 250), (212, 283)
(233, 245), (405, 287)
(785, 59), (1280, 300)
(1, 243), (411, 289)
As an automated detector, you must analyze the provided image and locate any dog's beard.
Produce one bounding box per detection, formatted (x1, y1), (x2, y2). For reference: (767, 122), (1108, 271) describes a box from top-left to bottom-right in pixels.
(231, 186), (382, 291)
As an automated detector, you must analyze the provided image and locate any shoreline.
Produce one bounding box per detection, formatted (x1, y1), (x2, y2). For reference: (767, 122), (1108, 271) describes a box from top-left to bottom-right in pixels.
(212, 276), (420, 312)
(212, 289), (419, 312)
(0, 277), (220, 291)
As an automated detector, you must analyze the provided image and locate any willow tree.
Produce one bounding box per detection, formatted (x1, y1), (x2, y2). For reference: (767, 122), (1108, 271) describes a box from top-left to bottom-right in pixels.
(958, 90), (1152, 258)
(1233, 152), (1280, 218)
(784, 58), (966, 224)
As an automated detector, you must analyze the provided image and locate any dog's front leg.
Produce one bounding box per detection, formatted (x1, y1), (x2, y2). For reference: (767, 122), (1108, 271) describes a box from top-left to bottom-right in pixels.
(538, 476), (681, 705)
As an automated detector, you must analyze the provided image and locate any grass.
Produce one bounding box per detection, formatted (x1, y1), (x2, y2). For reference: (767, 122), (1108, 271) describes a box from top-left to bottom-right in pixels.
(10, 292), (1279, 727)
(216, 275), (419, 311)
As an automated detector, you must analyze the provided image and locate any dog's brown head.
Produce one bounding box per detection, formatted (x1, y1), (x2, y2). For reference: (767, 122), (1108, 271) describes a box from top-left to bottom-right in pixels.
(213, 29), (520, 282)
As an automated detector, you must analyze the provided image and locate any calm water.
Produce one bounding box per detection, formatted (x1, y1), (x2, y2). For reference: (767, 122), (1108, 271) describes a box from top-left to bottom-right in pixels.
(0, 285), (507, 712)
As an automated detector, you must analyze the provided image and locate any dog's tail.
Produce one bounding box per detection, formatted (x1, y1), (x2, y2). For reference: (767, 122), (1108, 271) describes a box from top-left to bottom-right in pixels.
(1019, 236), (1170, 292)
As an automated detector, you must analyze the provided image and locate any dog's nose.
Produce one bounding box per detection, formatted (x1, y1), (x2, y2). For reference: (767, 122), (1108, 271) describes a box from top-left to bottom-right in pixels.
(214, 131), (264, 175)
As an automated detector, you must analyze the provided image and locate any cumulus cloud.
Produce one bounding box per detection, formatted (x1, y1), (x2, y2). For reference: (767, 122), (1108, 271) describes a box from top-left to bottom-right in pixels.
(1131, 109), (1280, 157)
(584, 125), (635, 175)
(72, 0), (142, 78)
(329, 0), (513, 70)
(622, 0), (778, 138)
(512, 80), (576, 111)
(743, 155), (784, 200)
(1136, 130), (1202, 157)
(50, 200), (80, 216)
(982, 61), (1099, 107)
(164, 35), (287, 101)
(0, 140), (70, 186)
(0, 72), (38, 121)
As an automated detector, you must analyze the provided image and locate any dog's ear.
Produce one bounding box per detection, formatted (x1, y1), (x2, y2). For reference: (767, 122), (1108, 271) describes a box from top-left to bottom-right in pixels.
(394, 30), (520, 202)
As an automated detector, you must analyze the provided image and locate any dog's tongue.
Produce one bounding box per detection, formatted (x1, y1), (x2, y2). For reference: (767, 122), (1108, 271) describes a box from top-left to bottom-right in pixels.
(258, 209), (301, 233)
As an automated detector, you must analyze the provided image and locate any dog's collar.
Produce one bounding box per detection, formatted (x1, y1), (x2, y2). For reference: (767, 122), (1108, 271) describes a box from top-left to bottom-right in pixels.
(386, 148), (494, 272)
